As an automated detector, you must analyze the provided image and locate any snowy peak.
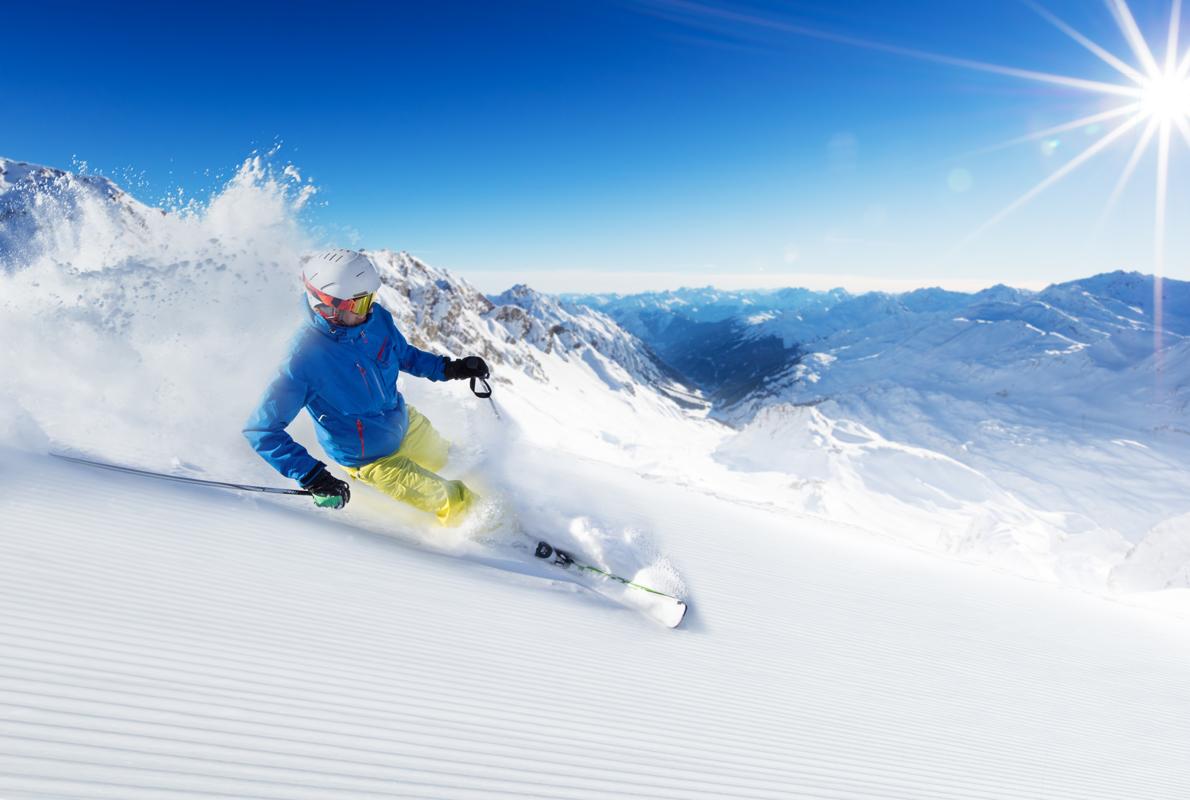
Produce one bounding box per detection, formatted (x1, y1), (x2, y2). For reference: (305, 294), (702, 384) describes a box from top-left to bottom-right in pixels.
(1039, 271), (1190, 333)
(500, 283), (687, 387)
(0, 157), (159, 270)
(1, 158), (125, 199)
(897, 287), (972, 313)
(490, 282), (543, 310)
(369, 249), (495, 346)
(369, 248), (556, 382)
(366, 250), (697, 405)
(1047, 270), (1153, 301)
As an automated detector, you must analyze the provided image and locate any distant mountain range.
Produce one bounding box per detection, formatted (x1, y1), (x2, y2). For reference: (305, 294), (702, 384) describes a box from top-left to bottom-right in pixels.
(566, 273), (1190, 426)
(568, 274), (1190, 556)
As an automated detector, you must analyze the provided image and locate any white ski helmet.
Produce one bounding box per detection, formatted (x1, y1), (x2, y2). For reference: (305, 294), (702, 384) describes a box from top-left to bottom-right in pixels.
(301, 249), (381, 319)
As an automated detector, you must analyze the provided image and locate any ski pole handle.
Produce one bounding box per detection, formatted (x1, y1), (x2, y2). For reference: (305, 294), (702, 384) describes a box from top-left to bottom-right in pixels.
(467, 376), (502, 419)
(469, 376), (493, 398)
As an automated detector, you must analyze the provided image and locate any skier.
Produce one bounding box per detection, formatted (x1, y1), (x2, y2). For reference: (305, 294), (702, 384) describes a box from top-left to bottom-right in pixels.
(244, 249), (490, 525)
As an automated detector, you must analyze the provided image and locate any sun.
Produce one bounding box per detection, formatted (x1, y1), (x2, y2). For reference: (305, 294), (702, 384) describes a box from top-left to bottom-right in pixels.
(1140, 70), (1190, 121)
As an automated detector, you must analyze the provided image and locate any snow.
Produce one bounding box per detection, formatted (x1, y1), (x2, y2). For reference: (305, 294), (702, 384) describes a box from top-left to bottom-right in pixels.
(3, 156), (1190, 797)
(636, 277), (1190, 598)
(1112, 513), (1190, 592)
(4, 449), (1190, 799)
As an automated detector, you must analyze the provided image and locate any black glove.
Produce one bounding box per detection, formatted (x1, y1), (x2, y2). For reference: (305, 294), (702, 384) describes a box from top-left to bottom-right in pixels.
(443, 355), (490, 381)
(300, 463), (351, 510)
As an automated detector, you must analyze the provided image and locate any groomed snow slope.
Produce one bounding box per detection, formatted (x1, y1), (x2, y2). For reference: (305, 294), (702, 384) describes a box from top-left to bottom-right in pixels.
(3, 449), (1190, 799)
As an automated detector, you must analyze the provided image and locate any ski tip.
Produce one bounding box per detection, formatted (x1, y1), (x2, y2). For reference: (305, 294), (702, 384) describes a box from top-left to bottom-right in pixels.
(662, 600), (688, 629)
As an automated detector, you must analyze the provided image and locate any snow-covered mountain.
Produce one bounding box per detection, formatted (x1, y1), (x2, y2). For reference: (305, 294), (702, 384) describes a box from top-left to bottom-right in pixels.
(571, 277), (1190, 587)
(571, 276), (1190, 413)
(3, 155), (1188, 597)
(363, 251), (697, 407)
(564, 287), (824, 406)
(0, 158), (160, 270)
(712, 273), (1190, 453)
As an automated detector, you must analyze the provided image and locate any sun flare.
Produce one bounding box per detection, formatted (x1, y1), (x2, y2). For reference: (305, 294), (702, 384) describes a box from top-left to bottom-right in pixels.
(954, 0), (1190, 324)
(1140, 70), (1190, 120)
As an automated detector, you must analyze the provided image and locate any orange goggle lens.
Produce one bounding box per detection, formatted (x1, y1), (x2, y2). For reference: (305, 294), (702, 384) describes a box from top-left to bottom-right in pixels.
(340, 292), (375, 316)
(305, 276), (376, 317)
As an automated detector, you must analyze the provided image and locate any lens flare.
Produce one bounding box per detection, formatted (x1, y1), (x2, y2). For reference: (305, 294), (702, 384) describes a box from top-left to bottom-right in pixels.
(951, 0), (1189, 369)
(1140, 71), (1190, 120)
(645, 0), (1187, 364)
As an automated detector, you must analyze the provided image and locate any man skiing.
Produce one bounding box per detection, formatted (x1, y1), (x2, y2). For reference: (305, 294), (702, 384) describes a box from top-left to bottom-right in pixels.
(244, 249), (490, 525)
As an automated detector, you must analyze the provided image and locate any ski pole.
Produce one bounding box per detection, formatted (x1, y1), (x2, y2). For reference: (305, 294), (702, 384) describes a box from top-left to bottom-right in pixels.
(51, 453), (311, 495)
(469, 376), (502, 420)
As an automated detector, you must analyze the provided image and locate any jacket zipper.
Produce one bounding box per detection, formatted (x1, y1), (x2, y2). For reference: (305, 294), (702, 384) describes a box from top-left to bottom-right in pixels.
(359, 351), (388, 397)
(355, 362), (373, 397)
(352, 332), (387, 462)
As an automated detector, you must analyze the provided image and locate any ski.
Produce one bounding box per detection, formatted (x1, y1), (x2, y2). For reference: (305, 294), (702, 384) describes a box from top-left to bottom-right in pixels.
(55, 452), (687, 626)
(531, 539), (688, 629)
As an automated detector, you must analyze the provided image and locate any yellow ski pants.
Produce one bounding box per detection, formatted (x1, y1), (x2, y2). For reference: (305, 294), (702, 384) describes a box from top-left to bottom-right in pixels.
(346, 406), (476, 526)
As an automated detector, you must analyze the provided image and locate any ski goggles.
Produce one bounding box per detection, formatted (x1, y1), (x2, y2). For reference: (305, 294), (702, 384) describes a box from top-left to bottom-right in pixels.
(303, 275), (377, 316)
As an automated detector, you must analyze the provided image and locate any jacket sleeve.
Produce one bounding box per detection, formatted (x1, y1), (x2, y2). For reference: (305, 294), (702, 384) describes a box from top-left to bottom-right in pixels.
(243, 360), (322, 482)
(394, 328), (447, 381)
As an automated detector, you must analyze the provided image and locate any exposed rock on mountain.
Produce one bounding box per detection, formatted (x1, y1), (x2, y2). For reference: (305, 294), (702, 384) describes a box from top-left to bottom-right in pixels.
(368, 251), (701, 406)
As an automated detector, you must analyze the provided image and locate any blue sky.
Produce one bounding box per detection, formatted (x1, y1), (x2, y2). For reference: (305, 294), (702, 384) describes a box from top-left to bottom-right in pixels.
(4, 0), (1188, 291)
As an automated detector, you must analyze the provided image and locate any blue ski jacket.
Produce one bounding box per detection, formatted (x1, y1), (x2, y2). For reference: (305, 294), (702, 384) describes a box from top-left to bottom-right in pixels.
(244, 301), (447, 481)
